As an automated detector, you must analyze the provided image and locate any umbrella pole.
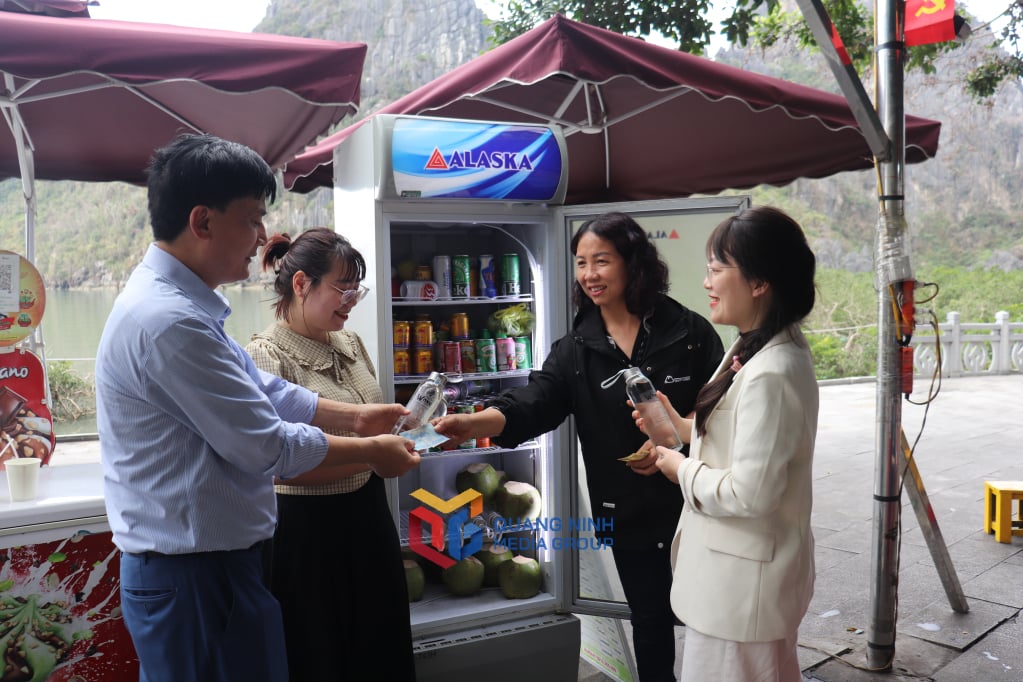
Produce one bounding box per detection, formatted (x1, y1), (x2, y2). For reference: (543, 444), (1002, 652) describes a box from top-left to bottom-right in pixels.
(867, 0), (908, 670)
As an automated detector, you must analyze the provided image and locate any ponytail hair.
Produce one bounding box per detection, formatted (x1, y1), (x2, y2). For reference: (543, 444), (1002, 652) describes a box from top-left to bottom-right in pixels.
(693, 206), (816, 437)
(260, 227), (366, 322)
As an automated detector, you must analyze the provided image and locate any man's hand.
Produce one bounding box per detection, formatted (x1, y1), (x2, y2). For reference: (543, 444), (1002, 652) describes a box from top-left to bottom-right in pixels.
(352, 403), (408, 436)
(364, 434), (420, 478)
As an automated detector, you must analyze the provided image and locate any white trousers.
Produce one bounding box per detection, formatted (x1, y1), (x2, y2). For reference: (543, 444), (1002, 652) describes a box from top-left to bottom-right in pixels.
(680, 627), (803, 682)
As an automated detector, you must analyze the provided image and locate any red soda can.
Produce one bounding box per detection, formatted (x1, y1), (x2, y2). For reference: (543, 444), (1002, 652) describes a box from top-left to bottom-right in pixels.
(441, 341), (462, 374)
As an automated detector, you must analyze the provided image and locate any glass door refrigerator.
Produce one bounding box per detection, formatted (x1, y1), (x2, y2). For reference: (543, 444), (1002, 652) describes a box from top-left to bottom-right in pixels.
(332, 114), (748, 681)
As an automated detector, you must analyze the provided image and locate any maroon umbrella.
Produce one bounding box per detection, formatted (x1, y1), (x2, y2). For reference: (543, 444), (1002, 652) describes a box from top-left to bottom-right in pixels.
(1, 11), (366, 185)
(283, 14), (941, 204)
(0, 10), (366, 260)
(0, 0), (92, 17)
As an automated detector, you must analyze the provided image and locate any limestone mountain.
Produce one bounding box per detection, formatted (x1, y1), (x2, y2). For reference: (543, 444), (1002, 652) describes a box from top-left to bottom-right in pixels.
(1, 0), (1020, 287)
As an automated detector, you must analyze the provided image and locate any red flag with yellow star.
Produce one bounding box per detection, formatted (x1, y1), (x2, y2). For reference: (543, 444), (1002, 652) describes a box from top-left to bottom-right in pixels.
(905, 0), (957, 46)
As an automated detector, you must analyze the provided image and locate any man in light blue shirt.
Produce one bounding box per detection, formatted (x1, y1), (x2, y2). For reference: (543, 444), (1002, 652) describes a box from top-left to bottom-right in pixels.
(95, 133), (420, 682)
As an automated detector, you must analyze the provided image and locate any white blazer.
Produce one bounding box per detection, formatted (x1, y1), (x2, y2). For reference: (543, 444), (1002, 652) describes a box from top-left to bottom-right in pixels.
(670, 326), (818, 642)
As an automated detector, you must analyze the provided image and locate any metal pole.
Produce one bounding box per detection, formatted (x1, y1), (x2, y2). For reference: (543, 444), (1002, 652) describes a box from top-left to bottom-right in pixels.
(868, 0), (909, 669)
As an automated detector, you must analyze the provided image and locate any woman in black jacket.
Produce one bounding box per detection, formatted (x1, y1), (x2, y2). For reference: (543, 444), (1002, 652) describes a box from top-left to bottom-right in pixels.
(434, 212), (723, 682)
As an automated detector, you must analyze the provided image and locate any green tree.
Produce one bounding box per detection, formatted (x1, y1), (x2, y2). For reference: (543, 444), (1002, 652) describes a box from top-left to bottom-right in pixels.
(487, 0), (1023, 99)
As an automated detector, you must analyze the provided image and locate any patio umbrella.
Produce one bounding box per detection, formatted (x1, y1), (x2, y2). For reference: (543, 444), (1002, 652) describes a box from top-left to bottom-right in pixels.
(0, 10), (367, 260)
(283, 14), (941, 204)
(0, 0), (92, 17)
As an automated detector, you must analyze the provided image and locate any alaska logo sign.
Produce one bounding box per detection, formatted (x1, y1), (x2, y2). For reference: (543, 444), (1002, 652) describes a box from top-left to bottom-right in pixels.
(391, 118), (565, 201)
(646, 229), (681, 240)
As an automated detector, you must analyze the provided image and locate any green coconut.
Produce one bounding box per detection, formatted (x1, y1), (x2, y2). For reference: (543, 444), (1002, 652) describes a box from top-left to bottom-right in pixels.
(442, 555), (485, 596)
(475, 543), (513, 587)
(455, 462), (502, 502)
(402, 547), (442, 582)
(495, 469), (509, 487)
(498, 555), (543, 599)
(404, 559), (425, 602)
(494, 481), (542, 521)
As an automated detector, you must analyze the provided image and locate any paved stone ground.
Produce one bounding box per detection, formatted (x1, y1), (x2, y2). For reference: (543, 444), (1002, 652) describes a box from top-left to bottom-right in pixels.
(580, 374), (1023, 681)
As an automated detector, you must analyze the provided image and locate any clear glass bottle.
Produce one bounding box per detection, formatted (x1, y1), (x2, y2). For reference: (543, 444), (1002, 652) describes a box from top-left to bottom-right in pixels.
(392, 371), (448, 434)
(622, 367), (683, 451)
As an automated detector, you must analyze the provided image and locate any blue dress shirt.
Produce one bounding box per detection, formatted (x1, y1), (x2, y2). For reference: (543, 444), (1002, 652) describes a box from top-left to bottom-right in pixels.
(96, 245), (328, 554)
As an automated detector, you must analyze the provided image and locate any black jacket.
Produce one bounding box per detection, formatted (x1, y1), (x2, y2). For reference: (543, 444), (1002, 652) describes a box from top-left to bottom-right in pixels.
(490, 295), (724, 549)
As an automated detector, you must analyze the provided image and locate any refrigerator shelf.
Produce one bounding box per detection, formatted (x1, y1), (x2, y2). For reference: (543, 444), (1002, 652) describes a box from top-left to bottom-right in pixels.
(392, 294), (533, 306)
(394, 369), (531, 384)
(419, 440), (539, 459)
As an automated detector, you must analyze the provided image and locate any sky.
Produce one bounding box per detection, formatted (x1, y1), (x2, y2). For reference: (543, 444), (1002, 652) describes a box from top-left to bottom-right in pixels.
(88, 0), (1010, 40)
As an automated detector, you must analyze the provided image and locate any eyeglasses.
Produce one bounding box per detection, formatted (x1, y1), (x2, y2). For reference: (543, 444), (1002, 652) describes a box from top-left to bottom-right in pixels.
(705, 264), (736, 278)
(326, 283), (369, 304)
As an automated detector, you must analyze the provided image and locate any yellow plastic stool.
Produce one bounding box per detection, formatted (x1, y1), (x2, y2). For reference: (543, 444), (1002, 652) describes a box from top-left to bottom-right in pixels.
(984, 481), (1023, 543)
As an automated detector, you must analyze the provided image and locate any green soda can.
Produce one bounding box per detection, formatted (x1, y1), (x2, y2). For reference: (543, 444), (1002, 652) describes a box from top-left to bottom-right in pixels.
(501, 253), (521, 296)
(452, 255), (471, 298)
(513, 336), (531, 370)
(455, 402), (477, 449)
(474, 331), (497, 373)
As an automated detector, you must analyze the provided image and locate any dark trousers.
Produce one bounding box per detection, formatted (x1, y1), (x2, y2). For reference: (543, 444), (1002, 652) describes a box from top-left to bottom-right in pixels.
(270, 475), (416, 681)
(120, 542), (287, 682)
(612, 544), (679, 682)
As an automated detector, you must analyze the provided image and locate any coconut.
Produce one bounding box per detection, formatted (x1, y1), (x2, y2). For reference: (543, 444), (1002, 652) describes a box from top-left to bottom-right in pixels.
(455, 462), (501, 503)
(495, 469), (509, 487)
(475, 543), (513, 587)
(442, 555), (485, 596)
(402, 547), (441, 582)
(498, 555), (542, 599)
(494, 481), (542, 521)
(403, 559), (425, 602)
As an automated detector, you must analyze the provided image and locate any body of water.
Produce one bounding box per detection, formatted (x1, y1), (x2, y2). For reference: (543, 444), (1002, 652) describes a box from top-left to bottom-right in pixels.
(37, 286), (279, 435)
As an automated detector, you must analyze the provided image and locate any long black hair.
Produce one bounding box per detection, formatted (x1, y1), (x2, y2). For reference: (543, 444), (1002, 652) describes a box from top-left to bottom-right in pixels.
(692, 206), (817, 436)
(570, 212), (669, 316)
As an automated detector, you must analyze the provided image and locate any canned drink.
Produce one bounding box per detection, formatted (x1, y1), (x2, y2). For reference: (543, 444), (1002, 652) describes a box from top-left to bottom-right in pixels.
(456, 402), (477, 448)
(495, 334), (515, 371)
(475, 336), (496, 373)
(479, 254), (498, 298)
(393, 347), (411, 376)
(441, 341), (462, 374)
(501, 253), (521, 296)
(414, 265), (433, 281)
(513, 336), (531, 369)
(469, 263), (480, 298)
(472, 400), (491, 447)
(412, 347), (434, 375)
(452, 255), (471, 298)
(459, 339), (477, 373)
(462, 379), (493, 397)
(399, 280), (439, 300)
(451, 312), (470, 340)
(432, 255), (452, 299)
(412, 320), (433, 347)
(392, 320), (411, 348)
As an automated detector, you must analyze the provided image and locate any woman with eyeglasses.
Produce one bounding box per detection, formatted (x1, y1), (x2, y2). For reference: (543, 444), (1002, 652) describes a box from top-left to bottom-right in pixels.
(650, 206), (818, 681)
(246, 227), (416, 681)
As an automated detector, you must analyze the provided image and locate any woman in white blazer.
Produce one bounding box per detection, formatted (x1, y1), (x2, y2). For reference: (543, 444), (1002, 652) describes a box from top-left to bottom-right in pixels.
(650, 206), (818, 681)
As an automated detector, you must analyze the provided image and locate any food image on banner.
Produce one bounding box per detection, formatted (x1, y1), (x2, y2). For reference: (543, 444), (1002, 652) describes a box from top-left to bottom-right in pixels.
(0, 350), (55, 466)
(0, 251), (46, 348)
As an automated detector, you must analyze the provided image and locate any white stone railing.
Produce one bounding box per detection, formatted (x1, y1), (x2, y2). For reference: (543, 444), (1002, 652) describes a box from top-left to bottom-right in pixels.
(914, 311), (1023, 376)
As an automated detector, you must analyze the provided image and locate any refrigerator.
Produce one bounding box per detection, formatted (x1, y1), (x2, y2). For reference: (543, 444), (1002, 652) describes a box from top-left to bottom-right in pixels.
(333, 115), (748, 681)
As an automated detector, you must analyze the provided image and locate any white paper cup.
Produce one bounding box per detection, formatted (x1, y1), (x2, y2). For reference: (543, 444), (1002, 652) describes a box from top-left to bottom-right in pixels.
(6, 457), (41, 501)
